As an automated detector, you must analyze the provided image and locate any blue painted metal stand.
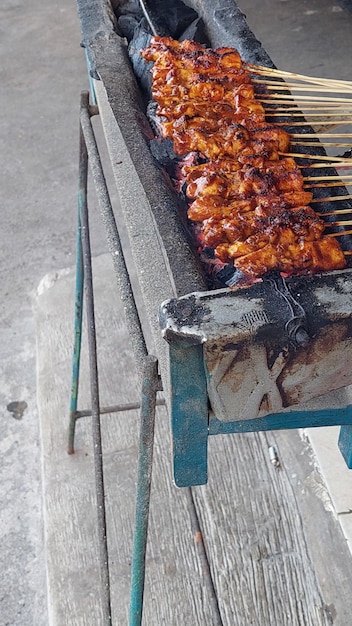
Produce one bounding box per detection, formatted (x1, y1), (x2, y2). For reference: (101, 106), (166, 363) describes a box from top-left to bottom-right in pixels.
(67, 126), (85, 456)
(68, 91), (160, 626)
(169, 343), (209, 487)
(67, 89), (352, 625)
(168, 339), (352, 487)
(160, 286), (352, 488)
(129, 356), (158, 626)
(339, 425), (352, 467)
(69, 101), (112, 624)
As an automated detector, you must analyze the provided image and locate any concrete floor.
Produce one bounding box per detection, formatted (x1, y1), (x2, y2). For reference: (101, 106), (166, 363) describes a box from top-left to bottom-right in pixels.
(1, 0), (352, 624)
(0, 2), (99, 624)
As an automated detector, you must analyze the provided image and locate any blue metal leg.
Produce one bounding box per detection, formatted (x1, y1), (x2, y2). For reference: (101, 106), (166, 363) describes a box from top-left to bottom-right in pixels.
(338, 425), (352, 468)
(67, 121), (86, 455)
(169, 344), (209, 487)
(77, 93), (112, 624)
(84, 49), (97, 105)
(129, 355), (159, 626)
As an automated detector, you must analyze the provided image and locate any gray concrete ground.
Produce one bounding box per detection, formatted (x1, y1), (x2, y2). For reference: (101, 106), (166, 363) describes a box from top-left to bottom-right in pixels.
(2, 0), (352, 624)
(0, 2), (102, 624)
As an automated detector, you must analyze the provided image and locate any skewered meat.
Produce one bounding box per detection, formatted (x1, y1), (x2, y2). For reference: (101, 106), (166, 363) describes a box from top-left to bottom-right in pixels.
(234, 237), (346, 276)
(187, 192), (315, 221)
(141, 37), (346, 278)
(184, 158), (308, 199)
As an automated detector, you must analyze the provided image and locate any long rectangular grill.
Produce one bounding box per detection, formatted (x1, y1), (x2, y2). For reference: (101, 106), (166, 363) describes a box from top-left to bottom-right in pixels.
(77, 0), (352, 485)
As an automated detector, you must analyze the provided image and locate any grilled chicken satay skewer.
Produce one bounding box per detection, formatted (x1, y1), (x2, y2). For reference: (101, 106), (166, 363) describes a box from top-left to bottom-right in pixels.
(142, 37), (348, 278)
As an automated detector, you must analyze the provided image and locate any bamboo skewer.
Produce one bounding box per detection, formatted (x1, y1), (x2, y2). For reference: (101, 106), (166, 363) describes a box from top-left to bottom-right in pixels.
(306, 182), (352, 189)
(304, 174), (352, 181)
(291, 142), (352, 147)
(252, 66), (352, 237)
(267, 112), (352, 117)
(258, 77), (352, 93)
(263, 103), (352, 110)
(310, 195), (352, 203)
(258, 94), (352, 102)
(276, 122), (352, 127)
(326, 229), (352, 237)
(293, 134), (352, 138)
(325, 220), (352, 226)
(280, 152), (352, 162)
(300, 163), (352, 169)
(251, 74), (350, 85)
(256, 100), (351, 109)
(254, 82), (352, 94)
(318, 209), (352, 216)
(264, 104), (352, 109)
(260, 102), (352, 109)
(246, 64), (352, 84)
(245, 63), (352, 89)
(307, 183), (352, 189)
(252, 78), (352, 90)
(257, 72), (352, 185)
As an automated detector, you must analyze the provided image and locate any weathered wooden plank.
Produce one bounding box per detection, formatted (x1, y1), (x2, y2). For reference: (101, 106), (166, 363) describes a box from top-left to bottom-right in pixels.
(193, 428), (352, 625)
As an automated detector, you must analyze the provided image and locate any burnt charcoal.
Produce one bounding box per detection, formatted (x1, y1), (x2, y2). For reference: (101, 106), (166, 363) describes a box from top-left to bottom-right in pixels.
(140, 4), (171, 38)
(118, 2), (170, 44)
(146, 101), (163, 134)
(148, 0), (198, 39)
(117, 14), (141, 40)
(179, 17), (210, 46)
(150, 138), (181, 166)
(180, 180), (187, 196)
(198, 248), (238, 287)
(115, 0), (143, 17)
(128, 19), (153, 93)
(202, 247), (216, 259)
(338, 148), (352, 159)
(117, 0), (206, 43)
(216, 265), (248, 288)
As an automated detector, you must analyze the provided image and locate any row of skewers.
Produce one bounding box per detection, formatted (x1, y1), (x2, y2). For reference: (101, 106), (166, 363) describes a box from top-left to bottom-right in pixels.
(142, 36), (352, 279)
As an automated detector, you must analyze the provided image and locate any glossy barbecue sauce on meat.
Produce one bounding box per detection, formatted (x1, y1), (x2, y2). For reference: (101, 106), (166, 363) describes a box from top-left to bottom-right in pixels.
(142, 36), (346, 279)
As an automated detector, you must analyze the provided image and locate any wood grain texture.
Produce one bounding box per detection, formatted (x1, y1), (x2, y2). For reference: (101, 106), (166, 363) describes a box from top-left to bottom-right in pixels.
(192, 431), (339, 625)
(35, 254), (352, 625)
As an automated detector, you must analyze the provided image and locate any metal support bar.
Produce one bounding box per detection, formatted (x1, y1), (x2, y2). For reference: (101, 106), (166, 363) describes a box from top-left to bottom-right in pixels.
(68, 399), (165, 451)
(73, 97), (112, 624)
(68, 91), (161, 625)
(68, 126), (86, 455)
(129, 355), (159, 626)
(74, 397), (166, 420)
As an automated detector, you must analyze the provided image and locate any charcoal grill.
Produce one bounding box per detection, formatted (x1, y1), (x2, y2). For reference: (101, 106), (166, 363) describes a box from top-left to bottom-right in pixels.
(69, 0), (352, 623)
